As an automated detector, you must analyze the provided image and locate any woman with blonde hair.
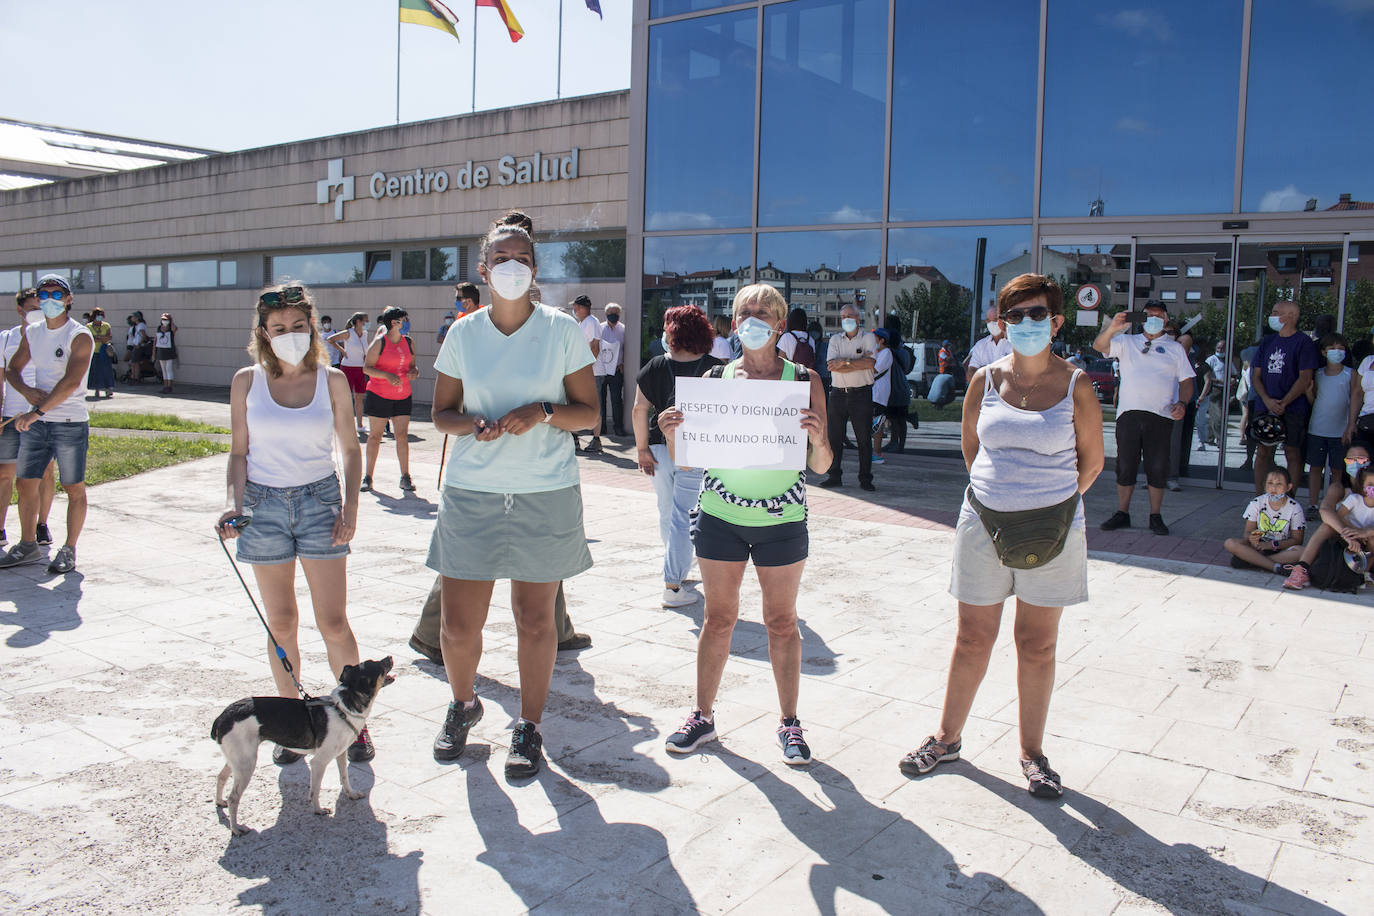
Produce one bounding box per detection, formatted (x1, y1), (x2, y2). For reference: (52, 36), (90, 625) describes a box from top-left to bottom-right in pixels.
(216, 282), (368, 763)
(656, 283), (832, 765)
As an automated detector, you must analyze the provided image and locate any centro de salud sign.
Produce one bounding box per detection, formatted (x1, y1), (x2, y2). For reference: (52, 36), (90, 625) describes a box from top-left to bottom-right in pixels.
(316, 150), (581, 221)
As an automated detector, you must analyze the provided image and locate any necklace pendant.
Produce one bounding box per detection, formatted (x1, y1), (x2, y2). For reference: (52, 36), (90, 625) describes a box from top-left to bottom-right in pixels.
(1020, 395), (1028, 408)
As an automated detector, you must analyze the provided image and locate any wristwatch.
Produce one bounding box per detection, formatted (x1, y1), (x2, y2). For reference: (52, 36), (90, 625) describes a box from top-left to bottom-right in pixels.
(32, 407), (45, 417)
(540, 401), (554, 423)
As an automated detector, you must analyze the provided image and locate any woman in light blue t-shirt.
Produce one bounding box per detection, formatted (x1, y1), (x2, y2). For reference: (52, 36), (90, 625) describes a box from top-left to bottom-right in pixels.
(426, 210), (599, 780)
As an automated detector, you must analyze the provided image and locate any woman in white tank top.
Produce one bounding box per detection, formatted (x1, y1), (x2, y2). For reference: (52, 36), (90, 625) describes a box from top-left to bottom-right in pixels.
(216, 284), (371, 762)
(326, 312), (372, 434)
(900, 274), (1104, 800)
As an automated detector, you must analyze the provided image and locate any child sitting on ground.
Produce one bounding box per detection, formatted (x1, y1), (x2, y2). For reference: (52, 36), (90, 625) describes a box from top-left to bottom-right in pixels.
(1225, 467), (1306, 573)
(1284, 453), (1374, 589)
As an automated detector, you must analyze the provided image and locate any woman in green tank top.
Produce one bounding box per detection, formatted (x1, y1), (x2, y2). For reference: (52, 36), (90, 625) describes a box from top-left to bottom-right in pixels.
(656, 284), (833, 765)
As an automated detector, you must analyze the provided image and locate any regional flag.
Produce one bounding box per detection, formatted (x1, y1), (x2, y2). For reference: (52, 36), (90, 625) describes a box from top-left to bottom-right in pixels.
(585, 0), (602, 17)
(399, 0), (461, 41)
(476, 0), (525, 43)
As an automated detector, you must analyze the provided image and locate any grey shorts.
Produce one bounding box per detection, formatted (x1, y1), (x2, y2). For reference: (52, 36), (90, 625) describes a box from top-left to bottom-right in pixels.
(0, 418), (18, 463)
(427, 484), (593, 582)
(236, 474), (349, 565)
(949, 510), (1088, 608)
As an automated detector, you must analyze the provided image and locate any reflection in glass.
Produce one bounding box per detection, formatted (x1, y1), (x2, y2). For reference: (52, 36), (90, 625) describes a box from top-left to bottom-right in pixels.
(539, 239), (627, 279)
(168, 260), (218, 288)
(759, 0), (886, 226)
(146, 265), (163, 288)
(755, 229), (880, 332)
(273, 252), (365, 285)
(0, 271), (21, 293)
(430, 247), (459, 282)
(1348, 241), (1374, 344)
(646, 11), (757, 230)
(1041, 1), (1242, 216)
(887, 227), (1032, 346)
(650, 0), (737, 18)
(889, 1), (1037, 220)
(1243, 2), (1373, 212)
(365, 250), (392, 283)
(642, 234), (752, 353)
(100, 264), (145, 291)
(401, 250), (427, 280)
(219, 260), (237, 286)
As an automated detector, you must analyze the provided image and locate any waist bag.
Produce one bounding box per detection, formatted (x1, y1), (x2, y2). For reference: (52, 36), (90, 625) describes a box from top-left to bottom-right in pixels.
(966, 487), (1079, 570)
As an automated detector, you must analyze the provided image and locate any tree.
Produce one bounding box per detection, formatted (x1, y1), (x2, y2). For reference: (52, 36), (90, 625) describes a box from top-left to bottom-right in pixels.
(562, 240), (626, 279)
(894, 281), (969, 344)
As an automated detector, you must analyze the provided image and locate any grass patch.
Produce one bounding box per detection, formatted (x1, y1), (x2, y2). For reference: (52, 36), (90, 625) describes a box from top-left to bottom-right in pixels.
(88, 411), (229, 435)
(8, 434), (228, 504)
(909, 398), (965, 423)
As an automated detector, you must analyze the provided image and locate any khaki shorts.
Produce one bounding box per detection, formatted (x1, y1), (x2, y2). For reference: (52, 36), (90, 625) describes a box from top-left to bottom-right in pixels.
(949, 510), (1088, 608)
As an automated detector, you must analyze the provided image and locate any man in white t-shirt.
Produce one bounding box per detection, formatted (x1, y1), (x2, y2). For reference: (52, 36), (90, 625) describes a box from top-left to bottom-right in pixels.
(0, 288), (57, 552)
(1094, 300), (1195, 536)
(596, 302), (627, 437)
(965, 302), (1012, 382)
(571, 295), (603, 452)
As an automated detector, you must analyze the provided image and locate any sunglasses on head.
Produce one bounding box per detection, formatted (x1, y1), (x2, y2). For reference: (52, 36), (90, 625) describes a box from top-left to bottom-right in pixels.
(258, 286), (306, 307)
(1000, 306), (1051, 324)
(37, 289), (66, 301)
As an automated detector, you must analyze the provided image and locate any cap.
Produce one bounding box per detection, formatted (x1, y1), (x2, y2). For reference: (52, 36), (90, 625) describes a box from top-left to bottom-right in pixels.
(874, 328), (892, 343)
(35, 273), (71, 294)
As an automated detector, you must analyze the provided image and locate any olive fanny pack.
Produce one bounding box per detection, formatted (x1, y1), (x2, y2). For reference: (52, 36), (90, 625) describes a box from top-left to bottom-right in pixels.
(966, 486), (1079, 570)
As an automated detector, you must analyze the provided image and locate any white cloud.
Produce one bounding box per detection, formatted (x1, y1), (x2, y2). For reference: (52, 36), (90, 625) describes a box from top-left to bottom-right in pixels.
(828, 205), (880, 223)
(1257, 185), (1315, 212)
(1105, 9), (1175, 42)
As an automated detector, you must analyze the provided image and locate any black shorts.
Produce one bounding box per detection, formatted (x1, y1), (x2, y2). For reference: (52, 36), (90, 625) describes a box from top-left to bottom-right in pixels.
(363, 392), (413, 419)
(1256, 411), (1308, 449)
(690, 509), (808, 567)
(1115, 410), (1174, 488)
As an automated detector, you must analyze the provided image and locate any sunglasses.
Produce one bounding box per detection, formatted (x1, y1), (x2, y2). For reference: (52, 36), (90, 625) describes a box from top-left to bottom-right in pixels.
(1000, 306), (1051, 324)
(258, 286), (306, 307)
(37, 289), (67, 301)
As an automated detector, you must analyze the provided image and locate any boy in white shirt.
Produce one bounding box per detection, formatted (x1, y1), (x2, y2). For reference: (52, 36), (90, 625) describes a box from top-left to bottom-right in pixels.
(1224, 467), (1307, 573)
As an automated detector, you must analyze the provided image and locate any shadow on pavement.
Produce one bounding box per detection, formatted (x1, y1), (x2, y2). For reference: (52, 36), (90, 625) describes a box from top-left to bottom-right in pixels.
(663, 599), (838, 675)
(0, 569), (83, 647)
(368, 491), (437, 520)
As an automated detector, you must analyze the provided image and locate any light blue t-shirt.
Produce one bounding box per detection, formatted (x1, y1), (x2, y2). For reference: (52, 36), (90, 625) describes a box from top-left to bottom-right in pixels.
(435, 303), (593, 494)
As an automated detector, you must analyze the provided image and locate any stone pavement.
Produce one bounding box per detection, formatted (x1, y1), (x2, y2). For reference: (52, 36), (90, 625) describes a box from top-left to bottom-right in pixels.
(0, 387), (1370, 913)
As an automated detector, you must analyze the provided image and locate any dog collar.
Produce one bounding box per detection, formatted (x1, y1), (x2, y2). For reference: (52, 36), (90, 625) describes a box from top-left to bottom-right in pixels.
(314, 697), (364, 739)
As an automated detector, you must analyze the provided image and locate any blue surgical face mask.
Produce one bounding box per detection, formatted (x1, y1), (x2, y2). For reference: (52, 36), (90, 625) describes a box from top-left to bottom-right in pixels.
(1268, 315), (1284, 332)
(400, 318), (411, 335)
(841, 318), (858, 334)
(39, 299), (66, 320)
(1006, 316), (1053, 356)
(736, 316), (775, 351)
(1327, 349), (1346, 364)
(1143, 315), (1165, 336)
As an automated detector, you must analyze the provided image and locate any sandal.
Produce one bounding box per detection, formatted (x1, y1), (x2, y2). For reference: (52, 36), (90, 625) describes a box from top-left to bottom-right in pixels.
(1020, 755), (1063, 798)
(898, 735), (960, 776)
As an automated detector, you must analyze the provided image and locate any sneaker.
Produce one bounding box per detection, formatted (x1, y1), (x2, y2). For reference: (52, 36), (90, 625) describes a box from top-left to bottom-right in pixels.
(347, 727), (375, 762)
(1100, 510), (1131, 531)
(665, 710), (716, 754)
(573, 435), (583, 452)
(778, 717), (812, 765)
(584, 436), (603, 454)
(408, 634), (444, 665)
(898, 736), (961, 776)
(35, 523), (52, 546)
(817, 477), (842, 488)
(872, 456), (886, 465)
(0, 528), (6, 548)
(1166, 479), (1181, 492)
(556, 632), (592, 651)
(359, 475), (372, 492)
(46, 545), (76, 574)
(1305, 504), (1320, 522)
(1148, 514), (1169, 536)
(662, 586), (697, 608)
(399, 474), (416, 492)
(273, 745), (303, 766)
(505, 721), (544, 778)
(1021, 754), (1063, 798)
(1282, 564), (1310, 590)
(433, 696), (484, 761)
(0, 541), (43, 568)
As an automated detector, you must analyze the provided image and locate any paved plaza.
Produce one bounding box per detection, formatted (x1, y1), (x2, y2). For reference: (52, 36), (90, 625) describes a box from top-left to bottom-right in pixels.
(1, 389), (1371, 914)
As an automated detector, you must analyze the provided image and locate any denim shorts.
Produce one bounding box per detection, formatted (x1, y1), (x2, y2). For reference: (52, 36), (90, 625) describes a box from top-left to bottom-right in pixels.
(17, 420), (89, 484)
(0, 417), (18, 463)
(236, 474), (349, 565)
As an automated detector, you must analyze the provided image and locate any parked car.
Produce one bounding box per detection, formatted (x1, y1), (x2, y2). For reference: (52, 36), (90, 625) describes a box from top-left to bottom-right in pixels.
(1085, 358), (1118, 404)
(903, 340), (966, 399)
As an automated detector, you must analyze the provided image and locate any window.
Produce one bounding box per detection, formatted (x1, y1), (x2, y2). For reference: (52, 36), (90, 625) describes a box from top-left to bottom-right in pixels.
(1185, 290), (1202, 302)
(1309, 252), (1331, 268)
(1215, 259), (1231, 274)
(538, 239), (626, 280)
(101, 264), (146, 291)
(401, 250), (427, 280)
(1211, 286), (1230, 299)
(430, 247), (459, 282)
(1275, 253), (1299, 272)
(365, 250), (391, 283)
(146, 265), (163, 288)
(272, 252), (365, 285)
(168, 260), (219, 288)
(1160, 290), (1177, 301)
(1186, 265), (1204, 278)
(219, 260), (237, 286)
(1350, 244), (1360, 263)
(1160, 265), (1179, 277)
(889, 227), (1032, 336)
(642, 234), (751, 343)
(38, 268), (84, 290)
(0, 271), (19, 293)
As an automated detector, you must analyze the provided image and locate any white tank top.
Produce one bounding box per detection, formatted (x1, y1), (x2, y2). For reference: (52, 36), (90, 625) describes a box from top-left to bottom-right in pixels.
(24, 318), (92, 423)
(342, 329), (368, 367)
(245, 364), (337, 488)
(1, 325), (39, 418)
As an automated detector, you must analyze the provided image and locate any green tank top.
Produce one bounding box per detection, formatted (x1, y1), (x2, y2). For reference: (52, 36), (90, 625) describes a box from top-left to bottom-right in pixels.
(698, 359), (807, 527)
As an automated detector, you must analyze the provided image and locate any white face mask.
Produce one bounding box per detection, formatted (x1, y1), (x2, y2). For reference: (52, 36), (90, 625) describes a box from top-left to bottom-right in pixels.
(841, 318), (858, 334)
(269, 331), (312, 366)
(487, 260), (533, 300)
(24, 309), (44, 326)
(986, 320), (1000, 337)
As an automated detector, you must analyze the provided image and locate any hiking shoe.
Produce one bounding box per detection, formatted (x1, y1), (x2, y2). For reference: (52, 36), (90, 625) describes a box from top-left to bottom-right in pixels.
(35, 522), (52, 546)
(0, 541), (43, 568)
(1148, 514), (1169, 536)
(1021, 755), (1064, 798)
(899, 736), (961, 776)
(433, 697), (484, 761)
(662, 586), (697, 608)
(273, 745), (303, 766)
(665, 710), (716, 755)
(817, 477), (842, 488)
(778, 717), (812, 766)
(584, 436), (603, 454)
(399, 474), (416, 492)
(46, 545), (76, 574)
(347, 727), (375, 762)
(408, 634), (443, 665)
(1100, 510), (1131, 531)
(1282, 564), (1310, 590)
(557, 632), (592, 651)
(359, 475), (372, 492)
(505, 722), (543, 779)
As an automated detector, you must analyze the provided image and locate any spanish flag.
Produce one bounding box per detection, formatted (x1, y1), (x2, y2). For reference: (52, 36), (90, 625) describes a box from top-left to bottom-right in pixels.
(399, 0), (461, 41)
(476, 0), (524, 43)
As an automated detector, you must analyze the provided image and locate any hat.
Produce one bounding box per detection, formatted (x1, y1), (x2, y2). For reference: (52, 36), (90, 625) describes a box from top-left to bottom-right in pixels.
(874, 328), (892, 343)
(35, 273), (71, 294)
(160, 312), (171, 320)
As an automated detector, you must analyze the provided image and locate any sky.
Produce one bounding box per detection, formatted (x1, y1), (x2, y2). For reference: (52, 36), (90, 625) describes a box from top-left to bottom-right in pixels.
(1, 0), (630, 152)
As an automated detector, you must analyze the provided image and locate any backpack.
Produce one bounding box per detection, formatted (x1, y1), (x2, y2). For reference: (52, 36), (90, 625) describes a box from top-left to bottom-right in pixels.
(893, 343), (915, 376)
(786, 330), (815, 369)
(1308, 539), (1365, 594)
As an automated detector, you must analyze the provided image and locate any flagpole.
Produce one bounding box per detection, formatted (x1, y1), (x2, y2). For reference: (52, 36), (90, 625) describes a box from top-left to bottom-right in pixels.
(395, 10), (401, 125)
(556, 0), (563, 99)
(471, 8), (478, 112)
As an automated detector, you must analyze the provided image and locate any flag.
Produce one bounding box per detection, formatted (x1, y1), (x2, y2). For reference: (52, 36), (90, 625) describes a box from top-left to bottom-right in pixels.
(399, 0), (461, 41)
(585, 0), (602, 17)
(476, 0), (524, 43)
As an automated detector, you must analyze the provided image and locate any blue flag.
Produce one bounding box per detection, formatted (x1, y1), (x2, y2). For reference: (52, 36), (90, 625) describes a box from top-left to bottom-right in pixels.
(585, 0), (602, 17)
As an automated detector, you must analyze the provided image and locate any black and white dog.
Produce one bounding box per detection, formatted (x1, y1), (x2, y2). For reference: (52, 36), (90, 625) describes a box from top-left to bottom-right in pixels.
(212, 657), (395, 835)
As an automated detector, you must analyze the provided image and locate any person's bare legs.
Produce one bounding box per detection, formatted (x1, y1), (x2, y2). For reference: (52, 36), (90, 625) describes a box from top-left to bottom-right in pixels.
(0, 462), (13, 534)
(1254, 444), (1275, 494)
(58, 482), (86, 547)
(440, 578), (495, 704)
(695, 557), (747, 715)
(352, 392), (365, 430)
(1147, 484), (1165, 515)
(1283, 445), (1305, 497)
(510, 580), (560, 722)
(1116, 483), (1134, 513)
(5, 462), (57, 538)
(38, 462), (55, 528)
(14, 478), (39, 542)
(364, 416), (386, 479)
(935, 601), (1004, 745)
(1012, 600), (1063, 760)
(251, 561), (303, 698)
(391, 415), (412, 478)
(756, 560), (806, 719)
(1223, 538), (1303, 571)
(299, 556), (359, 678)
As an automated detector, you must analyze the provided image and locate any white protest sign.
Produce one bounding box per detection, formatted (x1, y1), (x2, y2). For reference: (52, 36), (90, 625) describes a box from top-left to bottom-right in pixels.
(674, 377), (810, 471)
